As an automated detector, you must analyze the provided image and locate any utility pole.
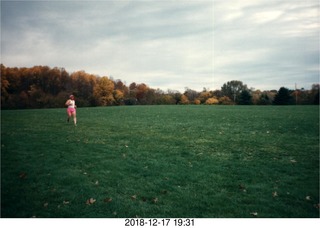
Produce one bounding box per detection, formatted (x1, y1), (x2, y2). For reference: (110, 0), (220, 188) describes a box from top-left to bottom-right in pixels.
(295, 83), (298, 105)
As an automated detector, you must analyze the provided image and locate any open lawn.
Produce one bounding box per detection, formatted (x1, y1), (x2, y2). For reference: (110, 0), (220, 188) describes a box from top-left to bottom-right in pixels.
(1, 105), (319, 218)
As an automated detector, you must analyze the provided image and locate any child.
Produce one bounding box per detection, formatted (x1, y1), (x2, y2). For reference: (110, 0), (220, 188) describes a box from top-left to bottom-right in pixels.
(65, 95), (77, 126)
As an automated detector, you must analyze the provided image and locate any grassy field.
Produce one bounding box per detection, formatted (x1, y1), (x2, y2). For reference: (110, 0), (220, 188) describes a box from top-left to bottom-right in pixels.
(1, 105), (319, 218)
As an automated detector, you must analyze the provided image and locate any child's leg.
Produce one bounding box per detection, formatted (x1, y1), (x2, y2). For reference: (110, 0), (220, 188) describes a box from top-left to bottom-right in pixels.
(67, 109), (71, 122)
(72, 112), (77, 126)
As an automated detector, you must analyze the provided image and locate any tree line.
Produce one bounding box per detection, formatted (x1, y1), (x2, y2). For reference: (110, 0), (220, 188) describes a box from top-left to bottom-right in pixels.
(1, 64), (319, 109)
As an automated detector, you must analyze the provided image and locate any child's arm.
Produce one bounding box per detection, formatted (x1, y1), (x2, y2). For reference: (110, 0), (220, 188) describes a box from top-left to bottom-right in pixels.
(65, 99), (71, 106)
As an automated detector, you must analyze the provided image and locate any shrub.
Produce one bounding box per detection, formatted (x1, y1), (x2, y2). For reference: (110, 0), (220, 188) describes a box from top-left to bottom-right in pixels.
(194, 99), (201, 105)
(219, 96), (234, 105)
(205, 97), (219, 105)
(180, 95), (189, 104)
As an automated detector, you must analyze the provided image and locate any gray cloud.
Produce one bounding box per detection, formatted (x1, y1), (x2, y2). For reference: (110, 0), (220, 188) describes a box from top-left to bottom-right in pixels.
(1, 0), (318, 92)
(1, 0), (214, 92)
(214, 0), (319, 90)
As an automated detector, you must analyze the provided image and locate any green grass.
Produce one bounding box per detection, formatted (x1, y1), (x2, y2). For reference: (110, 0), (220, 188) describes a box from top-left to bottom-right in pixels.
(1, 105), (319, 218)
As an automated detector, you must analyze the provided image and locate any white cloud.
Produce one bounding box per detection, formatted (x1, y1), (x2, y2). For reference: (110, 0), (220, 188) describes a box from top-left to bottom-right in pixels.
(250, 10), (283, 24)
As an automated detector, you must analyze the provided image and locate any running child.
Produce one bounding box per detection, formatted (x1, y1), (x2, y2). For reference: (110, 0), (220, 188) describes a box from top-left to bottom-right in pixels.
(65, 95), (77, 126)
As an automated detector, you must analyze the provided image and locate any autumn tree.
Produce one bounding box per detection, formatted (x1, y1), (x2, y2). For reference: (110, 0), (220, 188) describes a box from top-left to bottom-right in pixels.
(251, 90), (261, 105)
(193, 99), (200, 105)
(1, 64), (10, 107)
(145, 88), (158, 105)
(93, 76), (115, 106)
(113, 89), (125, 105)
(219, 96), (233, 105)
(205, 97), (219, 105)
(221, 80), (248, 104)
(136, 83), (149, 104)
(157, 94), (176, 104)
(70, 71), (97, 105)
(5, 67), (22, 95)
(47, 67), (67, 95)
(180, 94), (189, 104)
(27, 85), (43, 107)
(128, 82), (137, 99)
(114, 79), (126, 90)
(167, 90), (182, 104)
(198, 90), (212, 104)
(152, 89), (164, 104)
(184, 88), (198, 103)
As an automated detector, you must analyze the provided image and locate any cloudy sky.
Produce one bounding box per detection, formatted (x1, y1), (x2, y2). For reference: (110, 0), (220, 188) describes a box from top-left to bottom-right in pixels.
(1, 0), (319, 92)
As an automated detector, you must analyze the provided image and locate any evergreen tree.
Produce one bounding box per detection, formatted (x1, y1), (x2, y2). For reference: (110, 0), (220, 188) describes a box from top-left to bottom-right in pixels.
(314, 92), (319, 105)
(273, 87), (293, 105)
(238, 90), (253, 105)
(257, 93), (271, 105)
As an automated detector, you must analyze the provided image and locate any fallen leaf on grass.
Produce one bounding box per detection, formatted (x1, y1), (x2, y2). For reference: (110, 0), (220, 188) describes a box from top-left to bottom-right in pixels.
(86, 198), (96, 205)
(272, 191), (278, 197)
(306, 196), (311, 201)
(104, 197), (112, 203)
(238, 184), (247, 192)
(63, 200), (70, 205)
(290, 159), (297, 163)
(239, 184), (246, 190)
(131, 195), (137, 200)
(43, 202), (49, 208)
(160, 190), (168, 195)
(19, 172), (27, 179)
(152, 198), (158, 204)
(250, 212), (258, 217)
(95, 180), (99, 185)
